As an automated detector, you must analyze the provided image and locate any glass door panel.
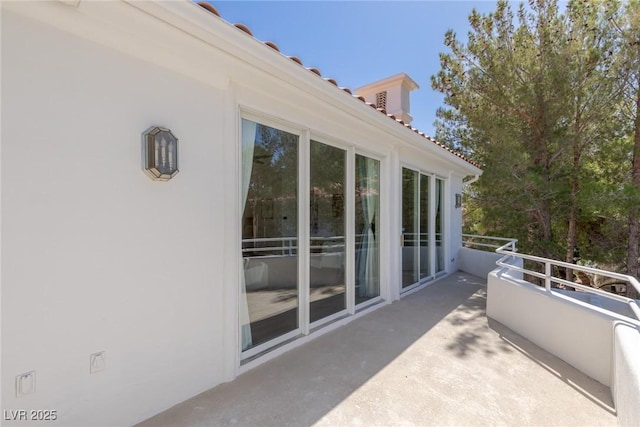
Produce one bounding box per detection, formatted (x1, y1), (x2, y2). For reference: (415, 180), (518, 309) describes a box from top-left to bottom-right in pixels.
(355, 155), (380, 304)
(419, 174), (430, 280)
(402, 168), (419, 288)
(241, 119), (299, 351)
(309, 141), (346, 323)
(435, 178), (445, 274)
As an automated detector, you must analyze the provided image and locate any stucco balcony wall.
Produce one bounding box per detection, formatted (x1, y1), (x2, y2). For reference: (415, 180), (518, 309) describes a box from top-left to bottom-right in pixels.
(487, 266), (634, 387)
(458, 246), (523, 279)
(613, 322), (640, 427)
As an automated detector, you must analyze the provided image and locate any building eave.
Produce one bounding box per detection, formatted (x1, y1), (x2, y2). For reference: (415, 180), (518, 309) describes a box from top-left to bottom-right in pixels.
(3, 0), (480, 173)
(354, 72), (420, 93)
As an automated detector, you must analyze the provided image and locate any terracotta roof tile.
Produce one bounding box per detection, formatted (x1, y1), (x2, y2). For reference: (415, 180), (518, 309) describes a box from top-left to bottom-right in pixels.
(233, 23), (252, 36)
(264, 41), (280, 52)
(288, 56), (303, 65)
(197, 2), (220, 16)
(306, 67), (322, 76)
(194, 1), (480, 169)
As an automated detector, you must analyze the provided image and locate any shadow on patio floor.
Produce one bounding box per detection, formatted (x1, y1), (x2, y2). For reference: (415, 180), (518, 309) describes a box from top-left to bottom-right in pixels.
(137, 272), (615, 427)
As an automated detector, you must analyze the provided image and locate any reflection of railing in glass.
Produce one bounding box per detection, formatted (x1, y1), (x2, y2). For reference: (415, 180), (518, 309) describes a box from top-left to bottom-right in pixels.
(242, 235), (381, 256)
(401, 233), (443, 245)
(242, 236), (298, 256)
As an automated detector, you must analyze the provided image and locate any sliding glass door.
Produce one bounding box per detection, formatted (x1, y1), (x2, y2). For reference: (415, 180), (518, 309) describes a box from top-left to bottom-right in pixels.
(420, 174), (431, 280)
(309, 141), (346, 323)
(401, 167), (443, 290)
(355, 154), (380, 304)
(241, 119), (299, 351)
(402, 168), (419, 288)
(435, 178), (445, 274)
(241, 118), (384, 355)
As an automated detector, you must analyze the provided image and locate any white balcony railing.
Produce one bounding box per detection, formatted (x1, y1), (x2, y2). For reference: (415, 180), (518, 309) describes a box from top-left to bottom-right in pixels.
(462, 234), (518, 252)
(463, 234), (640, 321)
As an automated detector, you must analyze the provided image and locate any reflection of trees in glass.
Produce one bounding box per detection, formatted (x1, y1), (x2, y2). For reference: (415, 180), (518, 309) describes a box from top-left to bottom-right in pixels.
(435, 178), (445, 273)
(402, 168), (418, 240)
(310, 141), (347, 322)
(310, 141), (345, 237)
(420, 174), (430, 279)
(355, 159), (380, 244)
(243, 124), (298, 243)
(435, 179), (444, 237)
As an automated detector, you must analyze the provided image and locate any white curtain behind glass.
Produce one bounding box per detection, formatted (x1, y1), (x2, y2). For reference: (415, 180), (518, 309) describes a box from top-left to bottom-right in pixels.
(240, 119), (257, 351)
(357, 157), (379, 297)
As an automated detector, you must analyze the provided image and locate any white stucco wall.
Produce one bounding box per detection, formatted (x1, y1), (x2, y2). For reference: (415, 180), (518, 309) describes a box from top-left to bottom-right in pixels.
(487, 267), (633, 387)
(2, 11), (229, 426)
(449, 177), (464, 273)
(613, 322), (640, 426)
(386, 85), (408, 122)
(458, 247), (502, 278)
(1, 3), (481, 425)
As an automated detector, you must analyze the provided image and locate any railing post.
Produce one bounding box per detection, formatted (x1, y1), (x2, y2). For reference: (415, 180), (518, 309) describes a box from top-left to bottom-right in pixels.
(545, 262), (551, 291)
(629, 300), (640, 321)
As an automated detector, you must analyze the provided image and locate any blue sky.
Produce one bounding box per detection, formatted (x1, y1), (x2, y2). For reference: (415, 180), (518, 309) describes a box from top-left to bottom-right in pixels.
(211, 1), (501, 137)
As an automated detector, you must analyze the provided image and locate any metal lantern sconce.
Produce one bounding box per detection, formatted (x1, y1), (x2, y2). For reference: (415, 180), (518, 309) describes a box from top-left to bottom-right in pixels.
(143, 126), (179, 181)
(455, 193), (462, 209)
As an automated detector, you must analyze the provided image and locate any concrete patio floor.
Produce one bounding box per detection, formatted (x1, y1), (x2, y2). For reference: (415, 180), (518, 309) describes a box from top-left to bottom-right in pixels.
(137, 272), (616, 427)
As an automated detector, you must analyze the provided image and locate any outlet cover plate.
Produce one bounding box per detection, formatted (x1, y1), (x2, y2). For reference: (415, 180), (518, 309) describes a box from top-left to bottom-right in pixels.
(90, 351), (106, 373)
(16, 371), (36, 397)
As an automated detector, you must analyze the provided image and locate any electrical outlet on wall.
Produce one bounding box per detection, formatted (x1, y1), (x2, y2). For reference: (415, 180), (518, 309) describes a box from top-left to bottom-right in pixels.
(16, 371), (36, 397)
(90, 351), (106, 373)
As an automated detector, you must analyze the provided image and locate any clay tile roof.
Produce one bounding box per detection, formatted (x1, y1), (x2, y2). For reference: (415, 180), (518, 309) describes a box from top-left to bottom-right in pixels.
(233, 23), (252, 36)
(194, 1), (480, 169)
(197, 1), (220, 16)
(264, 41), (280, 52)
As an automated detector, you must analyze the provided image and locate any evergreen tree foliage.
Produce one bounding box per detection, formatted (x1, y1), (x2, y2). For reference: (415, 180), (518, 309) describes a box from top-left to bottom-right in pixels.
(432, 0), (639, 283)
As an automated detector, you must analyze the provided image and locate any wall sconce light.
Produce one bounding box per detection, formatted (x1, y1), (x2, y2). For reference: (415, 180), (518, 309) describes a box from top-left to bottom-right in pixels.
(143, 126), (179, 181)
(455, 193), (462, 209)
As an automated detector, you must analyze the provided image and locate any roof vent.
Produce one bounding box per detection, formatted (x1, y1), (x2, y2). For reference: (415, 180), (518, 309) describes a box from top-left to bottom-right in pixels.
(375, 91), (387, 111)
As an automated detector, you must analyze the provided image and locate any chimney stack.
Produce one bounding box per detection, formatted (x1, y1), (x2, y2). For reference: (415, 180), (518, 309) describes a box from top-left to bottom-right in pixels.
(354, 73), (419, 125)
